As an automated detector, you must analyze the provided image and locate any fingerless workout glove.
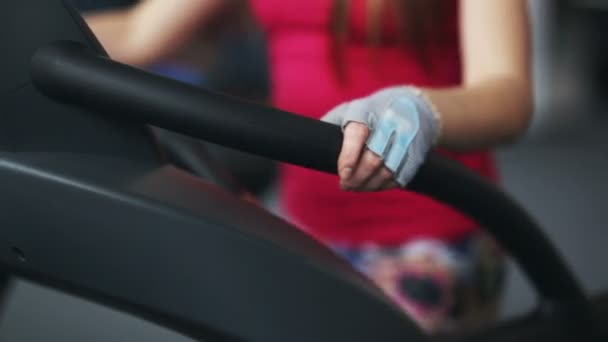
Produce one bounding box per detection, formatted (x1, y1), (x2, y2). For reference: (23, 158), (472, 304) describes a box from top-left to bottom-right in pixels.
(322, 87), (441, 186)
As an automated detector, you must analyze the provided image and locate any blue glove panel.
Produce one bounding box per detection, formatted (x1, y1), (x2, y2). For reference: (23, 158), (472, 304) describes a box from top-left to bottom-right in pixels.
(366, 98), (420, 174)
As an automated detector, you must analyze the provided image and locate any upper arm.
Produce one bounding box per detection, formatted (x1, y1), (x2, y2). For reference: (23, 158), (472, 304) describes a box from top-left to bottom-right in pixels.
(460, 0), (531, 86)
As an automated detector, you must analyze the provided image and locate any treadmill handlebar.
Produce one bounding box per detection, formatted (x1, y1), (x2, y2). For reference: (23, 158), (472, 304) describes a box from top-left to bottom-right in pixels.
(31, 41), (343, 174)
(30, 41), (587, 307)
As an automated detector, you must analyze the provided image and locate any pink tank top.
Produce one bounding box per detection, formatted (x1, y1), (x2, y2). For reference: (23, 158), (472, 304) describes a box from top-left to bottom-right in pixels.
(250, 0), (498, 247)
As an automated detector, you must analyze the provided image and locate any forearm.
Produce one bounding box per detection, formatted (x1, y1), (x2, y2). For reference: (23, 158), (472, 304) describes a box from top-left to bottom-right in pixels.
(84, 0), (228, 66)
(85, 10), (138, 63)
(84, 9), (173, 65)
(422, 76), (533, 151)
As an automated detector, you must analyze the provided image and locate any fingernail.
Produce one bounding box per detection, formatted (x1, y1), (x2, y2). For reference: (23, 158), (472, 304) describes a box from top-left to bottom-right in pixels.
(340, 167), (353, 180)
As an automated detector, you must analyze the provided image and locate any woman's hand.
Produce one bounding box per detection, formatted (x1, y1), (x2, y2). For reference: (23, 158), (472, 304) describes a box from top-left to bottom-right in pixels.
(322, 87), (441, 192)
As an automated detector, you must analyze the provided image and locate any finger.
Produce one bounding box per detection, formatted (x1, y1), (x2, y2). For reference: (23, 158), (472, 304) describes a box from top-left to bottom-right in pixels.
(338, 122), (369, 181)
(344, 149), (384, 189)
(359, 167), (394, 192)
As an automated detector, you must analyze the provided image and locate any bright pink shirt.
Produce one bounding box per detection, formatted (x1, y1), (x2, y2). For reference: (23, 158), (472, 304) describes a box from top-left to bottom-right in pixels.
(250, 0), (498, 247)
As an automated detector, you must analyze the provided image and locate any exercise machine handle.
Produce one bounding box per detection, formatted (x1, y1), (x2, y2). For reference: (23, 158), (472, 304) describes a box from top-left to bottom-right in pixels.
(31, 41), (587, 309)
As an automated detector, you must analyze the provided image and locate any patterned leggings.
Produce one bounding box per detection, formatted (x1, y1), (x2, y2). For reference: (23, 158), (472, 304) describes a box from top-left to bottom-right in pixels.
(332, 233), (506, 334)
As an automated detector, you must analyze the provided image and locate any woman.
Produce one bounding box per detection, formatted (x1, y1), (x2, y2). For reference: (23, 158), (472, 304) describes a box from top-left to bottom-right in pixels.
(84, 0), (532, 333)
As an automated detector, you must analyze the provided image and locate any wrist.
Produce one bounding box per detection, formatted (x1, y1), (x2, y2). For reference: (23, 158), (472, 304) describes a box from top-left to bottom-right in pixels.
(404, 86), (443, 147)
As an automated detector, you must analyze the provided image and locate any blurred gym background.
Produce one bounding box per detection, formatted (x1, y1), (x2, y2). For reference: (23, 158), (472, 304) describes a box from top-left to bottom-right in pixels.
(1, 0), (607, 340)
